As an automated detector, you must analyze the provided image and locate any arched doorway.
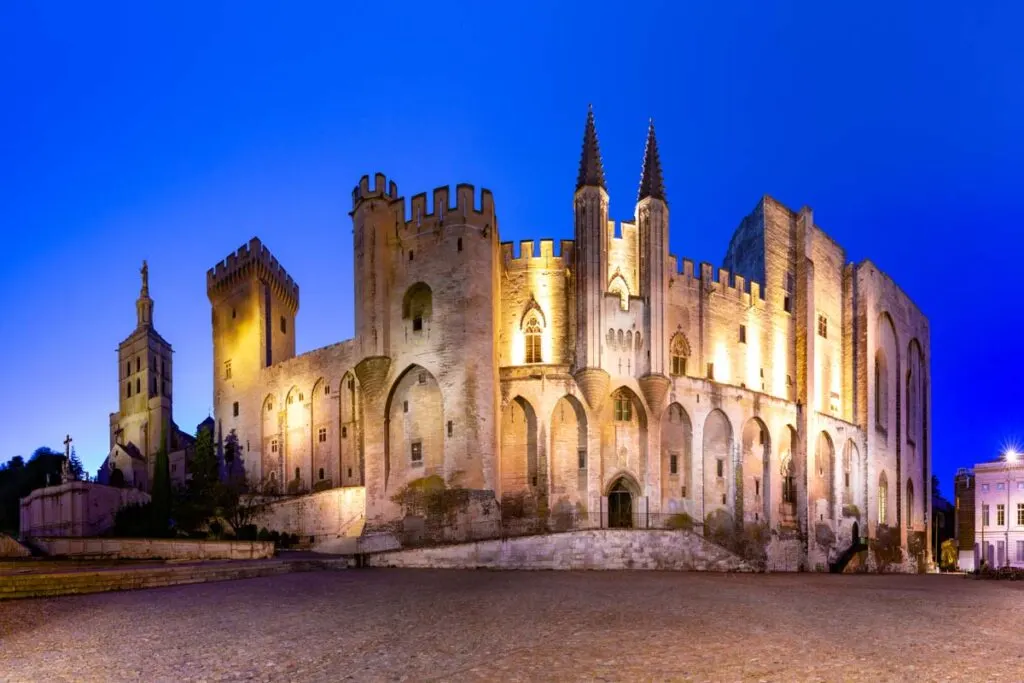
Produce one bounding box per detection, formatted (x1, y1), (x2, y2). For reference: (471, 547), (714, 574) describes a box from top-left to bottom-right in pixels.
(852, 521), (860, 544)
(608, 478), (634, 528)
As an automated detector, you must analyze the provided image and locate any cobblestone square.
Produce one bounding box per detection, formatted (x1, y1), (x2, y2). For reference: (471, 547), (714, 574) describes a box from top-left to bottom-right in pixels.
(1, 570), (1020, 681)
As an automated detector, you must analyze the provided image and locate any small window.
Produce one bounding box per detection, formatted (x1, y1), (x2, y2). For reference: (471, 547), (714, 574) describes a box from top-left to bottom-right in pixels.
(982, 483), (990, 492)
(298, 392), (304, 402)
(707, 363), (715, 381)
(409, 250), (414, 261)
(447, 420), (453, 437)
(410, 440), (423, 463)
(224, 360), (232, 380)
(126, 361), (131, 377)
(457, 238), (463, 252)
(232, 401), (239, 417)
(784, 295), (792, 313)
(324, 384), (330, 395)
(418, 372), (426, 385)
(136, 378), (140, 394)
(721, 493), (727, 505)
(319, 467), (325, 480)
(348, 378), (355, 390)
(754, 478), (761, 497)
(669, 453), (678, 475)
(126, 383), (131, 398)
(136, 357), (140, 372)
(266, 401), (273, 412)
(817, 314), (828, 338)
(403, 400), (409, 413)
(342, 426), (348, 438)
(613, 395), (632, 422)
(997, 482), (1006, 491)
(231, 308), (237, 319)
(739, 325), (746, 344)
(578, 447), (586, 469)
(280, 316), (287, 334)
(716, 459), (724, 478)
(295, 467), (300, 480)
(318, 427), (327, 443)
(347, 467), (352, 478)
(271, 439), (278, 453)
(413, 317), (423, 332)
(525, 318), (543, 364)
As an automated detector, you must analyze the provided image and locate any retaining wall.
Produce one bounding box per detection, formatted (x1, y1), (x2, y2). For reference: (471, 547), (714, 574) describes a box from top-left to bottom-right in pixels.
(365, 529), (753, 571)
(31, 537), (274, 561)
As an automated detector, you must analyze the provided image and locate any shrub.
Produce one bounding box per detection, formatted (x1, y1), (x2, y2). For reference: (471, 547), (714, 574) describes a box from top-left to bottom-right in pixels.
(666, 513), (694, 531)
(841, 504), (860, 518)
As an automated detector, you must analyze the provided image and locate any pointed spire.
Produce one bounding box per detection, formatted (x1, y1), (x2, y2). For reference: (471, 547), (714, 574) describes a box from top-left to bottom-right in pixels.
(637, 118), (666, 204)
(136, 259), (154, 328)
(576, 104), (607, 191)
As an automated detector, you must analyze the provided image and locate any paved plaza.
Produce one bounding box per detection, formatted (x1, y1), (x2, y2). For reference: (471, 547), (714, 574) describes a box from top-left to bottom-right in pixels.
(1, 569), (1021, 681)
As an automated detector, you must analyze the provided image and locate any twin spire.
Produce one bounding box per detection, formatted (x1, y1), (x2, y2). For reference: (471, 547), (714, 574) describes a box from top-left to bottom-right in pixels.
(575, 105), (667, 205)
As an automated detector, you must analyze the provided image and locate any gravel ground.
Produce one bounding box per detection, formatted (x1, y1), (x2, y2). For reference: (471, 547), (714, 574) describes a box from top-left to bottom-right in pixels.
(1, 570), (1021, 682)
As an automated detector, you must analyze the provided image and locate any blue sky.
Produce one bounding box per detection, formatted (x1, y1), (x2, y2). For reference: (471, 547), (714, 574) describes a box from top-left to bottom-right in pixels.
(2, 1), (1022, 498)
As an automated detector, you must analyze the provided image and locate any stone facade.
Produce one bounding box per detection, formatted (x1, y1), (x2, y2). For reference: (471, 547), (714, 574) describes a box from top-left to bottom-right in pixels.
(19, 481), (151, 538)
(207, 109), (932, 570)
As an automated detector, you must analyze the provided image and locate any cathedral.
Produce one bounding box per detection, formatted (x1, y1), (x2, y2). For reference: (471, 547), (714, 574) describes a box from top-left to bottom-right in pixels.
(99, 261), (199, 491)
(208, 108), (932, 568)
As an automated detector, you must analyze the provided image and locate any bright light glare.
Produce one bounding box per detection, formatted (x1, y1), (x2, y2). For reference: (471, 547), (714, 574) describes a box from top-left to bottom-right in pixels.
(1006, 449), (1019, 463)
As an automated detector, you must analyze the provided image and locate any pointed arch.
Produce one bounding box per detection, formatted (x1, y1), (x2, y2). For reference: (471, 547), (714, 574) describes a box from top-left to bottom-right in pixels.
(878, 470), (890, 526)
(703, 409), (734, 520)
(661, 402), (693, 508)
(402, 282), (433, 333)
(283, 385), (307, 493)
(311, 377), (334, 489)
(500, 395), (541, 499)
(843, 439), (859, 506)
(601, 386), (647, 491)
(906, 478), (915, 528)
(777, 425), (798, 527)
(339, 371), (363, 486)
(261, 393), (278, 488)
(608, 273), (630, 310)
(669, 332), (690, 377)
(813, 431), (836, 519)
(384, 364), (444, 492)
(519, 294), (547, 329)
(741, 417), (771, 524)
(906, 338), (924, 446)
(875, 312), (899, 434)
(550, 395), (588, 507)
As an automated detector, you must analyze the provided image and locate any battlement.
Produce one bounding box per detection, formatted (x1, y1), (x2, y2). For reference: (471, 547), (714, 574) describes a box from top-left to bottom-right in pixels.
(351, 173), (399, 208)
(206, 237), (300, 311)
(500, 239), (574, 270)
(403, 183), (495, 228)
(667, 254), (766, 304)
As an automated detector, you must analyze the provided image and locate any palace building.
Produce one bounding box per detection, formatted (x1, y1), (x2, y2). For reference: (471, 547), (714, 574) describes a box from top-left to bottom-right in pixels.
(207, 108), (932, 569)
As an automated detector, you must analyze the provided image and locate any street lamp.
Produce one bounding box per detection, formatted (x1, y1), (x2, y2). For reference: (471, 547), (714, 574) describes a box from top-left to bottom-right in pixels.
(1005, 449), (1018, 568)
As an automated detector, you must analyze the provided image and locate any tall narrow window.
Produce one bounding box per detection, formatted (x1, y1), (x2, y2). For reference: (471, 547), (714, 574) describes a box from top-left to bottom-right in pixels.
(997, 504), (1005, 526)
(613, 394), (632, 422)
(817, 314), (828, 338)
(318, 427), (327, 443)
(232, 401), (239, 417)
(525, 318), (542, 364)
(670, 453), (679, 475)
(410, 441), (423, 464)
(578, 447), (587, 469)
(280, 316), (287, 334)
(739, 325), (747, 344)
(224, 360), (232, 380)
(670, 334), (689, 377)
(879, 475), (889, 525)
(982, 504), (990, 526)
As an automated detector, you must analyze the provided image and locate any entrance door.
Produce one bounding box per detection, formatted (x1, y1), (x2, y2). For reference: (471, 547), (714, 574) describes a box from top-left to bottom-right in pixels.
(608, 479), (633, 528)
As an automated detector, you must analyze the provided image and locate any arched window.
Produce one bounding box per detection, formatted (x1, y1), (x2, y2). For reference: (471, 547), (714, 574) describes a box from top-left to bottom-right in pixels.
(670, 334), (690, 377)
(402, 282), (433, 332)
(875, 350), (888, 430)
(607, 328), (616, 349)
(525, 317), (542, 364)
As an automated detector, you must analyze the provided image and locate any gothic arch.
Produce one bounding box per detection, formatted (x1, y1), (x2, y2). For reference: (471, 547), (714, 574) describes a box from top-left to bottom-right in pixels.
(842, 439), (860, 506)
(284, 386), (307, 493)
(702, 409), (734, 520)
(519, 294), (547, 329)
(875, 312), (899, 434)
(310, 377), (334, 489)
(608, 273), (630, 310)
(661, 402), (693, 509)
(906, 478), (916, 528)
(384, 364), (444, 492)
(741, 417), (771, 524)
(401, 282), (433, 331)
(601, 387), (647, 491)
(878, 470), (890, 527)
(339, 372), (363, 486)
(778, 425), (798, 525)
(669, 332), (691, 377)
(500, 396), (541, 499)
(261, 393), (278, 487)
(550, 395), (588, 507)
(906, 338), (924, 447)
(814, 431), (836, 519)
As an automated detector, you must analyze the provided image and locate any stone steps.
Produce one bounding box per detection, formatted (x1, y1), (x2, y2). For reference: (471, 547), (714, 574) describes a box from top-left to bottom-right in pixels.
(0, 557), (349, 601)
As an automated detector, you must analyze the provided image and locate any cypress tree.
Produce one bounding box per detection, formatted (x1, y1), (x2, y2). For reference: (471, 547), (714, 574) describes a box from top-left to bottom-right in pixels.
(150, 420), (172, 536)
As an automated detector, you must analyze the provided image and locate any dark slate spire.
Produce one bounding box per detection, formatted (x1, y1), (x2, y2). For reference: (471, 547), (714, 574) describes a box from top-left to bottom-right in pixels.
(576, 104), (607, 191)
(637, 119), (666, 204)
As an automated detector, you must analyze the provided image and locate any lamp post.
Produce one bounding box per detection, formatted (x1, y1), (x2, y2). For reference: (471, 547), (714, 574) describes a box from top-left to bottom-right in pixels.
(1004, 449), (1018, 568)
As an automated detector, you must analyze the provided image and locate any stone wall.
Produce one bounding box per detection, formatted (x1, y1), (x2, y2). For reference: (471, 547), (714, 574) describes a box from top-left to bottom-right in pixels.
(366, 529), (753, 572)
(20, 481), (151, 539)
(31, 537), (274, 560)
(255, 486), (365, 542)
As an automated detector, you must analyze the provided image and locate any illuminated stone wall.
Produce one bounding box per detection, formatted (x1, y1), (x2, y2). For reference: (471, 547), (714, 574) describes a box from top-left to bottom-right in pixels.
(203, 156), (930, 570)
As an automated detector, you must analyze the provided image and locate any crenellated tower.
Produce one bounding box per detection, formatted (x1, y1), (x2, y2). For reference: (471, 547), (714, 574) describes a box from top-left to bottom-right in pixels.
(207, 237), (299, 475)
(573, 105), (612, 411)
(635, 120), (672, 414)
(351, 173), (401, 365)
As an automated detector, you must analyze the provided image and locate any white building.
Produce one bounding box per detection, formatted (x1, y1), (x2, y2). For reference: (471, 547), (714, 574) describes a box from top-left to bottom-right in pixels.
(963, 454), (1024, 570)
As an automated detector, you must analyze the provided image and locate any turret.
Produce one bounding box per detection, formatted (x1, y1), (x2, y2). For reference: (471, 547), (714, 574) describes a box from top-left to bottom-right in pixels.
(350, 173), (401, 360)
(573, 106), (612, 410)
(635, 120), (672, 414)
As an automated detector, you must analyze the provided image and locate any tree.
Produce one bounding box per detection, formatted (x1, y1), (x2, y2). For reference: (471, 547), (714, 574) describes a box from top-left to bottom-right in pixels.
(217, 475), (271, 536)
(941, 538), (959, 570)
(222, 429), (245, 484)
(0, 448), (66, 535)
(69, 447), (84, 481)
(150, 423), (172, 536)
(173, 423), (219, 534)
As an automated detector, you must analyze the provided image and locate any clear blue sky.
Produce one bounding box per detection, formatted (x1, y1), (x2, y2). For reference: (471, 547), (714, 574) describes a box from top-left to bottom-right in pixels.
(2, 2), (1022, 498)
